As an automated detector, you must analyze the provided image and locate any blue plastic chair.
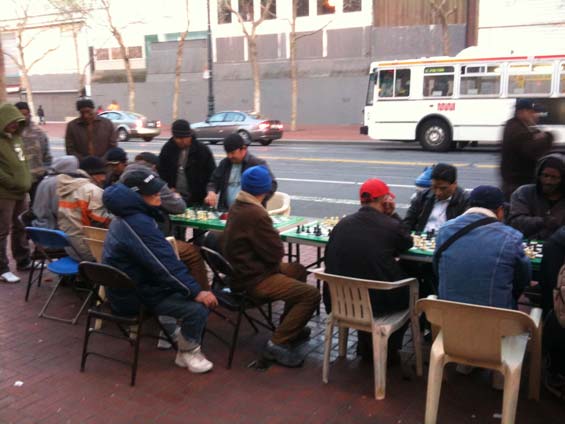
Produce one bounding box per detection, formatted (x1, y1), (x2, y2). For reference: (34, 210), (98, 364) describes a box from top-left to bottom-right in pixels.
(24, 227), (86, 324)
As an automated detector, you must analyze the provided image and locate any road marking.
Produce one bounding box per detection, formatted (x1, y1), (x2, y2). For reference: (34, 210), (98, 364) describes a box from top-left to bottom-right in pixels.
(475, 164), (498, 169)
(290, 194), (410, 209)
(279, 177), (415, 189)
(261, 155), (469, 167)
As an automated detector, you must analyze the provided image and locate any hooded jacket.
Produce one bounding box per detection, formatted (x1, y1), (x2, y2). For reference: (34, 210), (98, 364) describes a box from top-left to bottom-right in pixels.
(0, 103), (31, 200)
(508, 154), (565, 240)
(56, 170), (111, 260)
(21, 119), (52, 182)
(102, 183), (201, 314)
(32, 155), (79, 229)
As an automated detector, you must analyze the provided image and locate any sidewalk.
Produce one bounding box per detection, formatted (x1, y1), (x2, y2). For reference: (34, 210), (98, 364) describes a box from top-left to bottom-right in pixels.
(40, 122), (371, 143)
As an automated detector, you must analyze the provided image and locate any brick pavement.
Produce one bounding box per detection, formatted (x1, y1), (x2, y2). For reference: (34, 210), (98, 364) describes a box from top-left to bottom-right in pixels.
(1, 241), (564, 423)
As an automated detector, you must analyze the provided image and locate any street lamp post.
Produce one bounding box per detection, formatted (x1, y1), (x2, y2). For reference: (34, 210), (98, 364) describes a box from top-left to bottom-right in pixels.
(207, 0), (215, 117)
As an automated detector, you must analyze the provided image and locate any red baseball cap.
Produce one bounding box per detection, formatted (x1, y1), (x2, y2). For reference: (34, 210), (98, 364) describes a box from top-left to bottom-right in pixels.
(359, 178), (395, 202)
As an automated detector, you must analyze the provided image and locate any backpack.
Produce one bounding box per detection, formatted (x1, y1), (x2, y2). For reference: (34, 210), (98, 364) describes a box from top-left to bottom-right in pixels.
(554, 265), (565, 327)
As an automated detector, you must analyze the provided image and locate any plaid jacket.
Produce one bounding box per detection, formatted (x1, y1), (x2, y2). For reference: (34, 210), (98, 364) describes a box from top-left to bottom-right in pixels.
(21, 122), (52, 181)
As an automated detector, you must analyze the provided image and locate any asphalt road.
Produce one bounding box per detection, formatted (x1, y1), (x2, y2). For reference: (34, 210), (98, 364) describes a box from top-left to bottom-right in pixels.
(48, 138), (501, 219)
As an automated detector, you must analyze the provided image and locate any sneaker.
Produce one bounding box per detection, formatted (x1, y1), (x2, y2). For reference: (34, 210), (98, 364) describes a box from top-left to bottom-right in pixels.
(175, 346), (213, 373)
(157, 327), (181, 350)
(16, 260), (45, 271)
(262, 340), (304, 368)
(1, 272), (21, 283)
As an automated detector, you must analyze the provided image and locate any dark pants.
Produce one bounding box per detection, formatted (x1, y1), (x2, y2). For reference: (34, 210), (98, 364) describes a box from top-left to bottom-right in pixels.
(0, 198), (30, 273)
(544, 311), (565, 375)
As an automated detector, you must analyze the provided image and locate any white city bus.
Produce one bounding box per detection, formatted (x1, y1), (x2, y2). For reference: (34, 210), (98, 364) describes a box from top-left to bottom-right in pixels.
(360, 48), (565, 151)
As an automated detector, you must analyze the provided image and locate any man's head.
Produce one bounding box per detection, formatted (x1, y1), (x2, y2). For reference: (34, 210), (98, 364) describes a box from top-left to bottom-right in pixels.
(431, 163), (458, 201)
(224, 133), (248, 164)
(76, 98), (96, 123)
(123, 170), (166, 207)
(105, 147), (128, 174)
(241, 166), (272, 201)
(172, 119), (193, 149)
(0, 103), (25, 135)
(538, 156), (564, 198)
(469, 185), (505, 221)
(80, 156), (107, 186)
(359, 178), (395, 213)
(515, 99), (539, 126)
(134, 152), (159, 171)
(14, 102), (31, 123)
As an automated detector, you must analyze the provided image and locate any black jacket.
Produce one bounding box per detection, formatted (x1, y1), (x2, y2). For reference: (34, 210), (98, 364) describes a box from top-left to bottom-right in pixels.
(206, 152), (277, 210)
(539, 226), (565, 314)
(324, 206), (413, 314)
(157, 137), (216, 206)
(403, 186), (470, 232)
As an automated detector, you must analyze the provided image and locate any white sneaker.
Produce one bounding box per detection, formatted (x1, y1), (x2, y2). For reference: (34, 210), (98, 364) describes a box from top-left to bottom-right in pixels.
(157, 327), (181, 350)
(1, 272), (21, 283)
(175, 346), (213, 373)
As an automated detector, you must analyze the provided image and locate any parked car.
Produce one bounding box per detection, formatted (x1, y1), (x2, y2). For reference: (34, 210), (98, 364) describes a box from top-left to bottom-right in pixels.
(191, 111), (283, 146)
(98, 110), (161, 142)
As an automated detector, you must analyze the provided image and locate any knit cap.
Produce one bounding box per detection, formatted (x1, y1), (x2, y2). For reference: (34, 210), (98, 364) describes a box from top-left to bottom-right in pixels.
(241, 166), (272, 195)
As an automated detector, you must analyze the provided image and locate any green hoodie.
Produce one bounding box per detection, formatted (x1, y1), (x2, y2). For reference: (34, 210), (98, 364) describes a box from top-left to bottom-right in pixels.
(0, 103), (31, 200)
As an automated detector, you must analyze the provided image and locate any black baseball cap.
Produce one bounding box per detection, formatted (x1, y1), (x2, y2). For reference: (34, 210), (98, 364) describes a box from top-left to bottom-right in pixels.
(123, 170), (166, 195)
(469, 185), (504, 210)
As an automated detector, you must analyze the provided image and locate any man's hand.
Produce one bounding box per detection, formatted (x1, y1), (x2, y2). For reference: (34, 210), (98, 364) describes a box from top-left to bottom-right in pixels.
(382, 194), (396, 216)
(195, 291), (218, 309)
(204, 191), (217, 207)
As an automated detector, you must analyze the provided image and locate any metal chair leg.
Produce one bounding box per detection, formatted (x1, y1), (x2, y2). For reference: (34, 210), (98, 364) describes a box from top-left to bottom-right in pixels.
(227, 306), (245, 369)
(80, 313), (93, 372)
(131, 316), (143, 386)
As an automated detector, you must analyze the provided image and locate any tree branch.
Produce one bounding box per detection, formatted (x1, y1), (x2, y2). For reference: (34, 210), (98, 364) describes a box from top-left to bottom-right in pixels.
(27, 44), (60, 71)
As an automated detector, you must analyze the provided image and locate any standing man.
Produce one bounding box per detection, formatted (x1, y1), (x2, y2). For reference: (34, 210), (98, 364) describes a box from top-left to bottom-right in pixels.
(15, 102), (52, 204)
(158, 119), (216, 206)
(65, 98), (117, 161)
(325, 178), (414, 361)
(204, 133), (277, 210)
(0, 103), (32, 283)
(501, 99), (554, 200)
(37, 105), (45, 125)
(223, 166), (320, 367)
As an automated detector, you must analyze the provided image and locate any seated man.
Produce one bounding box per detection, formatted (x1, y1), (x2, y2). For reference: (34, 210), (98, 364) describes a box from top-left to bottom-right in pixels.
(508, 154), (565, 240)
(435, 186), (531, 309)
(102, 170), (218, 373)
(205, 134), (277, 210)
(325, 178), (414, 361)
(223, 166), (320, 367)
(32, 155), (79, 229)
(404, 163), (469, 233)
(56, 156), (112, 261)
(104, 147), (128, 188)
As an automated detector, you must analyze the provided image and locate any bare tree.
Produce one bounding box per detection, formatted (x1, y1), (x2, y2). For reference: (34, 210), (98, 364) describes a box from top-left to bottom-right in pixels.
(172, 0), (190, 121)
(223, 0), (274, 114)
(430, 0), (457, 56)
(3, 0), (62, 118)
(99, 0), (136, 110)
(0, 37), (6, 103)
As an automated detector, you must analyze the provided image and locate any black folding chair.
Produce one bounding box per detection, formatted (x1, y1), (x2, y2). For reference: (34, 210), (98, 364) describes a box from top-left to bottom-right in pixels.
(199, 233), (275, 368)
(78, 262), (177, 386)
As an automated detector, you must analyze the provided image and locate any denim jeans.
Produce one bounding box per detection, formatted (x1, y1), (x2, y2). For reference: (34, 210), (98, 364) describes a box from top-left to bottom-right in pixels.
(152, 292), (209, 348)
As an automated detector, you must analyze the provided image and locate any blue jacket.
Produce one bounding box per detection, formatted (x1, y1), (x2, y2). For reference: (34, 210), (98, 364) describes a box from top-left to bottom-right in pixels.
(434, 208), (531, 309)
(102, 183), (201, 314)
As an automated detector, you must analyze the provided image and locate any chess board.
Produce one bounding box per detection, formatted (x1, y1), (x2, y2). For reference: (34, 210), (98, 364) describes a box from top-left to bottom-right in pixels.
(279, 218), (340, 245)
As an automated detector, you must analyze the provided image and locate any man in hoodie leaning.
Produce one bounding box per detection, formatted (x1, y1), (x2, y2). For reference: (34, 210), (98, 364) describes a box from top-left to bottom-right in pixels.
(32, 155), (79, 229)
(56, 156), (112, 261)
(508, 154), (565, 240)
(0, 103), (32, 283)
(102, 171), (217, 373)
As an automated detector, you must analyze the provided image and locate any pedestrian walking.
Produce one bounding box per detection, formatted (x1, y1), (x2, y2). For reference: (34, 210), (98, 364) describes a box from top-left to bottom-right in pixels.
(37, 105), (45, 125)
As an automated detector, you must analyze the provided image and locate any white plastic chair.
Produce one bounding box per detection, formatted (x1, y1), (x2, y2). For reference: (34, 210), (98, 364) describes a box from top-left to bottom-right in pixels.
(314, 269), (422, 400)
(417, 296), (542, 424)
(266, 191), (291, 216)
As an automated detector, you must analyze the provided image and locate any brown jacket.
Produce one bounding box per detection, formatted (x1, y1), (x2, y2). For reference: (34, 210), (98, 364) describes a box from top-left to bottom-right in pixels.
(65, 115), (117, 160)
(223, 191), (284, 291)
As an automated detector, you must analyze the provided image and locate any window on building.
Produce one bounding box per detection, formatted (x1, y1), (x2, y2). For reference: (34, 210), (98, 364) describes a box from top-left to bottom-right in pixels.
(111, 47), (124, 60)
(508, 62), (552, 96)
(218, 0), (232, 24)
(128, 46), (142, 59)
(296, 0), (309, 16)
(239, 0), (253, 21)
(261, 0), (276, 19)
(95, 48), (109, 61)
(343, 0), (362, 12)
(318, 0), (335, 15)
(560, 63), (565, 94)
(423, 66), (454, 97)
(460, 64), (501, 96)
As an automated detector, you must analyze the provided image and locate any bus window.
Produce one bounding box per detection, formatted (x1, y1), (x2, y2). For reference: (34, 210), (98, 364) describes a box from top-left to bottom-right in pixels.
(460, 65), (501, 96)
(508, 63), (552, 95)
(423, 66), (454, 97)
(366, 71), (377, 105)
(378, 69), (394, 98)
(560, 63), (565, 94)
(395, 69), (411, 97)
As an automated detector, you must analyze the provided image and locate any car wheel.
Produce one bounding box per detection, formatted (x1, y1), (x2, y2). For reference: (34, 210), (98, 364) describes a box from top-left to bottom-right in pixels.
(142, 137), (153, 142)
(117, 128), (129, 142)
(259, 139), (272, 146)
(418, 119), (452, 152)
(238, 130), (251, 145)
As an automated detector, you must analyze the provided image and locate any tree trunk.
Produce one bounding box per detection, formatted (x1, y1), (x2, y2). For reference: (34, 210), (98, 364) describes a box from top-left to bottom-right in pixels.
(172, 30), (188, 121)
(21, 71), (35, 120)
(72, 26), (84, 94)
(440, 16), (450, 55)
(249, 38), (260, 114)
(290, 1), (298, 131)
(0, 37), (6, 103)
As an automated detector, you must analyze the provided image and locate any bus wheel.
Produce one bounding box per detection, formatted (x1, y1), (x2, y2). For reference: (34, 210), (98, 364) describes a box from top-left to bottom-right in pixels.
(419, 119), (452, 152)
